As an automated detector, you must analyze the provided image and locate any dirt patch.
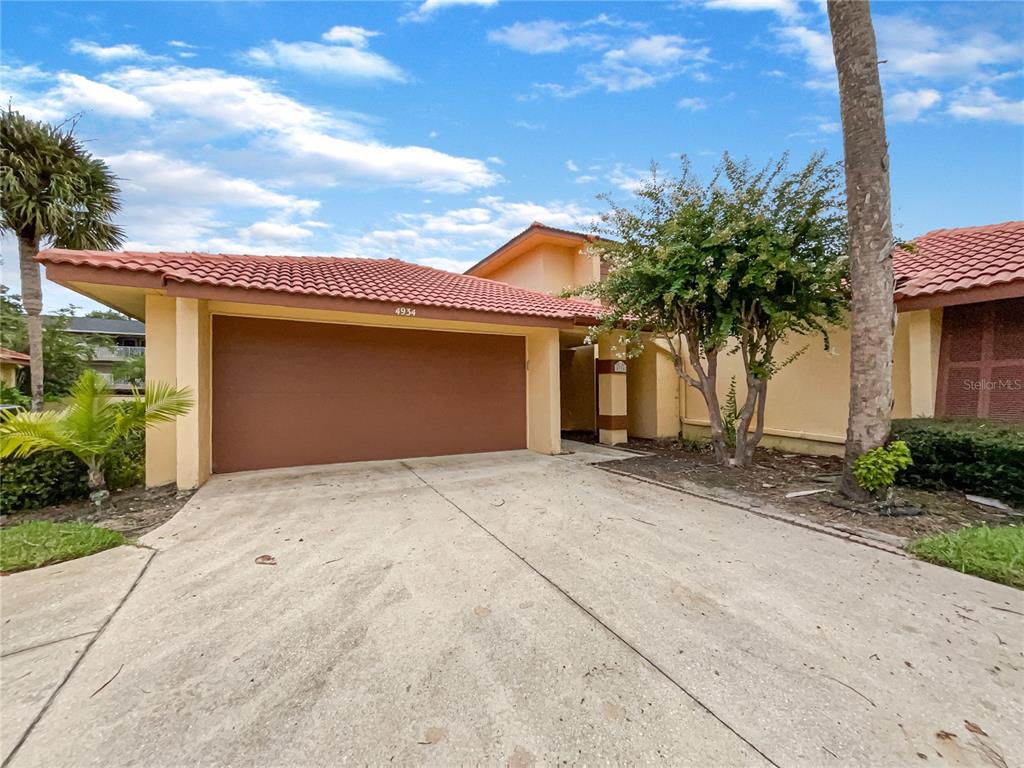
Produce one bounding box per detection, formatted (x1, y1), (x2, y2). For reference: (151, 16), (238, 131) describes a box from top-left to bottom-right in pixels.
(584, 437), (1022, 541)
(0, 485), (193, 537)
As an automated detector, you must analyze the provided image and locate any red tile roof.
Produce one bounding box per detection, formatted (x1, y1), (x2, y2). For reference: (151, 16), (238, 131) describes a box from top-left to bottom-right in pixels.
(894, 221), (1024, 302)
(0, 347), (31, 365)
(38, 249), (607, 326)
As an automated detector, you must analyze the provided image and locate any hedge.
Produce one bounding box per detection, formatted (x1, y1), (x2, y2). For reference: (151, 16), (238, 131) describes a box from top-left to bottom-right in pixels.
(0, 433), (146, 514)
(892, 418), (1024, 507)
(0, 451), (89, 514)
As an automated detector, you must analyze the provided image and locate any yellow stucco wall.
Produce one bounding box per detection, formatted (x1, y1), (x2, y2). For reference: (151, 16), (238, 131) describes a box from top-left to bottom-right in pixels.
(145, 295), (177, 487)
(627, 339), (679, 439)
(671, 309), (940, 455)
(0, 362), (18, 388)
(485, 243), (597, 296)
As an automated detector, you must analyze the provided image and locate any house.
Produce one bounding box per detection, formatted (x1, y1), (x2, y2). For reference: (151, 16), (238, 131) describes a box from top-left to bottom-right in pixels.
(35, 220), (1023, 491)
(0, 347), (30, 388)
(35, 248), (614, 490)
(60, 316), (146, 392)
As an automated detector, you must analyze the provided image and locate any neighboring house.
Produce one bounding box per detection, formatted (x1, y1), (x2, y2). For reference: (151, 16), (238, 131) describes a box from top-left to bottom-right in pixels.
(59, 316), (146, 392)
(35, 220), (1023, 491)
(0, 347), (30, 388)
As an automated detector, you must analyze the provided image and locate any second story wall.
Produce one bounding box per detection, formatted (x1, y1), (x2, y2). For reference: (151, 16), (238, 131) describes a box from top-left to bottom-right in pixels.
(482, 243), (600, 295)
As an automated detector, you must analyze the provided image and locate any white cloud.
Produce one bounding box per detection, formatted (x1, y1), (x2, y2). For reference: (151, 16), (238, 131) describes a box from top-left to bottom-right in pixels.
(403, 0), (497, 23)
(609, 164), (647, 193)
(566, 159), (579, 172)
(579, 35), (711, 94)
(949, 87), (1024, 124)
(703, 0), (800, 18)
(334, 195), (596, 265)
(777, 25), (834, 73)
(245, 37), (405, 82)
(677, 96), (707, 111)
(887, 88), (941, 122)
(69, 40), (160, 63)
(281, 127), (499, 192)
(106, 150), (320, 216)
(488, 20), (599, 54)
(510, 119), (544, 130)
(92, 66), (497, 191)
(55, 73), (153, 118)
(573, 175), (597, 184)
(167, 40), (197, 49)
(238, 221), (317, 243)
(322, 25), (379, 48)
(875, 17), (1021, 81)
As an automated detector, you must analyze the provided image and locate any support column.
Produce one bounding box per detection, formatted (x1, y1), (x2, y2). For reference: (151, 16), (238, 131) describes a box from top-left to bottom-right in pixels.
(175, 298), (211, 490)
(526, 328), (561, 455)
(597, 332), (628, 445)
(907, 308), (943, 417)
(145, 295), (177, 488)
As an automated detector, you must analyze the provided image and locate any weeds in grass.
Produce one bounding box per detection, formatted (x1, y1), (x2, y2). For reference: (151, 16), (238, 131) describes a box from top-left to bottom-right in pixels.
(908, 525), (1024, 589)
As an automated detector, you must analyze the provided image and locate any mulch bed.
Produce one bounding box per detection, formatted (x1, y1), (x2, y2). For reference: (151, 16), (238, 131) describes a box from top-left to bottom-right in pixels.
(0, 485), (193, 538)
(574, 435), (1022, 542)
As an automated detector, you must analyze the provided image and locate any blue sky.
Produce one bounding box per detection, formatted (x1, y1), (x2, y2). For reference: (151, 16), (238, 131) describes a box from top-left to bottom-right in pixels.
(1, 0), (1022, 312)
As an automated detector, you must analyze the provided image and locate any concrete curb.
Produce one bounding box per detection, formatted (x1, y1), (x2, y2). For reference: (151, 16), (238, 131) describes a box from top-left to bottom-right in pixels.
(595, 465), (908, 559)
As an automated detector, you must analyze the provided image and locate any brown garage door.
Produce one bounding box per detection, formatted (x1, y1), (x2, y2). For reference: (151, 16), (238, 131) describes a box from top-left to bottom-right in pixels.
(212, 315), (527, 473)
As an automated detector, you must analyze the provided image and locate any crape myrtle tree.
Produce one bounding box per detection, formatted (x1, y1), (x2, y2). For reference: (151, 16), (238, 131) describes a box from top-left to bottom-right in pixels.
(0, 108), (124, 411)
(578, 152), (849, 467)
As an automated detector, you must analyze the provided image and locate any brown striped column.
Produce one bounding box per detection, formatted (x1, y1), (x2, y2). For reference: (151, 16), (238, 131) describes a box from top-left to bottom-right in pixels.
(597, 333), (628, 445)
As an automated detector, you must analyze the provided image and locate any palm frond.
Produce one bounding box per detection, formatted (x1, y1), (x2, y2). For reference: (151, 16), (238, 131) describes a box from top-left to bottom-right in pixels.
(0, 409), (81, 460)
(61, 370), (119, 446)
(114, 380), (194, 439)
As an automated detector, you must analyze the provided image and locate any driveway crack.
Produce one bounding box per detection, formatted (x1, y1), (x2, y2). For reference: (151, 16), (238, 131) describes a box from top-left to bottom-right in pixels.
(401, 462), (781, 768)
(2, 549), (158, 768)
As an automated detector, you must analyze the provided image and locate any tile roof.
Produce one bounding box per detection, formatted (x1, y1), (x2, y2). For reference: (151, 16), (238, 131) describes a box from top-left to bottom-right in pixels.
(0, 347), (31, 365)
(38, 249), (607, 325)
(894, 221), (1024, 302)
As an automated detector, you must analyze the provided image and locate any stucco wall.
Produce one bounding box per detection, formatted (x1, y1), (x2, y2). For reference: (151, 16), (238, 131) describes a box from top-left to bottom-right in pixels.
(0, 362), (18, 388)
(485, 244), (595, 296)
(145, 295), (177, 487)
(672, 310), (938, 454)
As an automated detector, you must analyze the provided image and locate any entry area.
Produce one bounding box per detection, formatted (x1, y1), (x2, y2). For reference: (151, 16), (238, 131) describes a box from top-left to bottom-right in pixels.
(212, 315), (527, 472)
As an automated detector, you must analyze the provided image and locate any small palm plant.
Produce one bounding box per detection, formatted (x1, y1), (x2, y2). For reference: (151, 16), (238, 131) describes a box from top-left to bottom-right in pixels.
(0, 369), (193, 492)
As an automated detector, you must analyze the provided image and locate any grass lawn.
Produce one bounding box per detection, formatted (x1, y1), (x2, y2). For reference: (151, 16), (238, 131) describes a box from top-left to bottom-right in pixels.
(908, 525), (1024, 589)
(0, 521), (127, 573)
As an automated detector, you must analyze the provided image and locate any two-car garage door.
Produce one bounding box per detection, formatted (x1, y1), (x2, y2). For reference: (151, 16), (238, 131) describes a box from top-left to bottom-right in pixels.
(212, 315), (527, 473)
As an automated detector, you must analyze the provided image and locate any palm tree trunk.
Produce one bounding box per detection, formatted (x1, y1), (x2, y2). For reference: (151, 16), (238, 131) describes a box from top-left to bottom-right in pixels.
(86, 460), (107, 492)
(828, 0), (895, 502)
(17, 235), (45, 412)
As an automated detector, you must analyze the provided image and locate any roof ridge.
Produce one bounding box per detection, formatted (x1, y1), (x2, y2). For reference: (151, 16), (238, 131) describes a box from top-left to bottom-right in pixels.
(915, 220), (1024, 239)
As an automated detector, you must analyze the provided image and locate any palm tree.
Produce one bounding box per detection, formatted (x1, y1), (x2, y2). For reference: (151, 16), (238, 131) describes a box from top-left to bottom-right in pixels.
(827, 0), (895, 501)
(0, 369), (193, 492)
(1, 109), (125, 411)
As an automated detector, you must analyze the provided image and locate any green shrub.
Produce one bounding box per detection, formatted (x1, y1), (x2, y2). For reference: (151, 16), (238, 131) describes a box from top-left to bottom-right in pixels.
(0, 451), (89, 513)
(1, 430), (145, 513)
(0, 383), (29, 408)
(908, 525), (1024, 588)
(853, 440), (913, 493)
(892, 419), (1024, 507)
(105, 430), (145, 490)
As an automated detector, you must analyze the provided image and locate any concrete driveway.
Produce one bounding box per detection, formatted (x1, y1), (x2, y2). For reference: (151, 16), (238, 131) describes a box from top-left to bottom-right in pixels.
(2, 447), (1021, 767)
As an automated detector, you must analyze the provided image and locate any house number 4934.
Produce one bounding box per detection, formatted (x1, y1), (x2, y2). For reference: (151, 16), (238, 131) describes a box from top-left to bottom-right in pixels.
(395, 306), (417, 317)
